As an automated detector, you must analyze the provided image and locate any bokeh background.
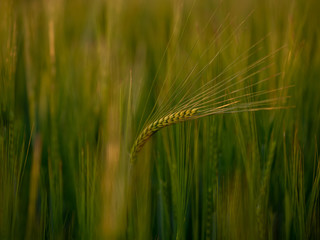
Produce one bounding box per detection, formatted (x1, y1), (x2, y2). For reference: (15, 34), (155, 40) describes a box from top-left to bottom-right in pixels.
(0, 0), (319, 239)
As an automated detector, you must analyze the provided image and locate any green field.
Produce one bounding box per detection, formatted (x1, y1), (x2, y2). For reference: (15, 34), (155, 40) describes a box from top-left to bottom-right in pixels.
(0, 0), (319, 239)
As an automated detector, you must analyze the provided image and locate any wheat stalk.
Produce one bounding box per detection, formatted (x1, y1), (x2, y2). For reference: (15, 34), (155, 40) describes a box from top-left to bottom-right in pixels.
(129, 16), (291, 163)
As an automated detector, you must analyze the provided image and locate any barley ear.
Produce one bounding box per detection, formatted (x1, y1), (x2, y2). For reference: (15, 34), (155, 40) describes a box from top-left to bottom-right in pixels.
(130, 108), (198, 163)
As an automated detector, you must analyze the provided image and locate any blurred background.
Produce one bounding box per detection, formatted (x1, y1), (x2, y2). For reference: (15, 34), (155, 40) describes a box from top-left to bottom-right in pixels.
(0, 0), (319, 239)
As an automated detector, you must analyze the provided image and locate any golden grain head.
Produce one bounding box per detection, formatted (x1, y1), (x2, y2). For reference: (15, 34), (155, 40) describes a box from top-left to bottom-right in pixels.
(130, 108), (198, 162)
